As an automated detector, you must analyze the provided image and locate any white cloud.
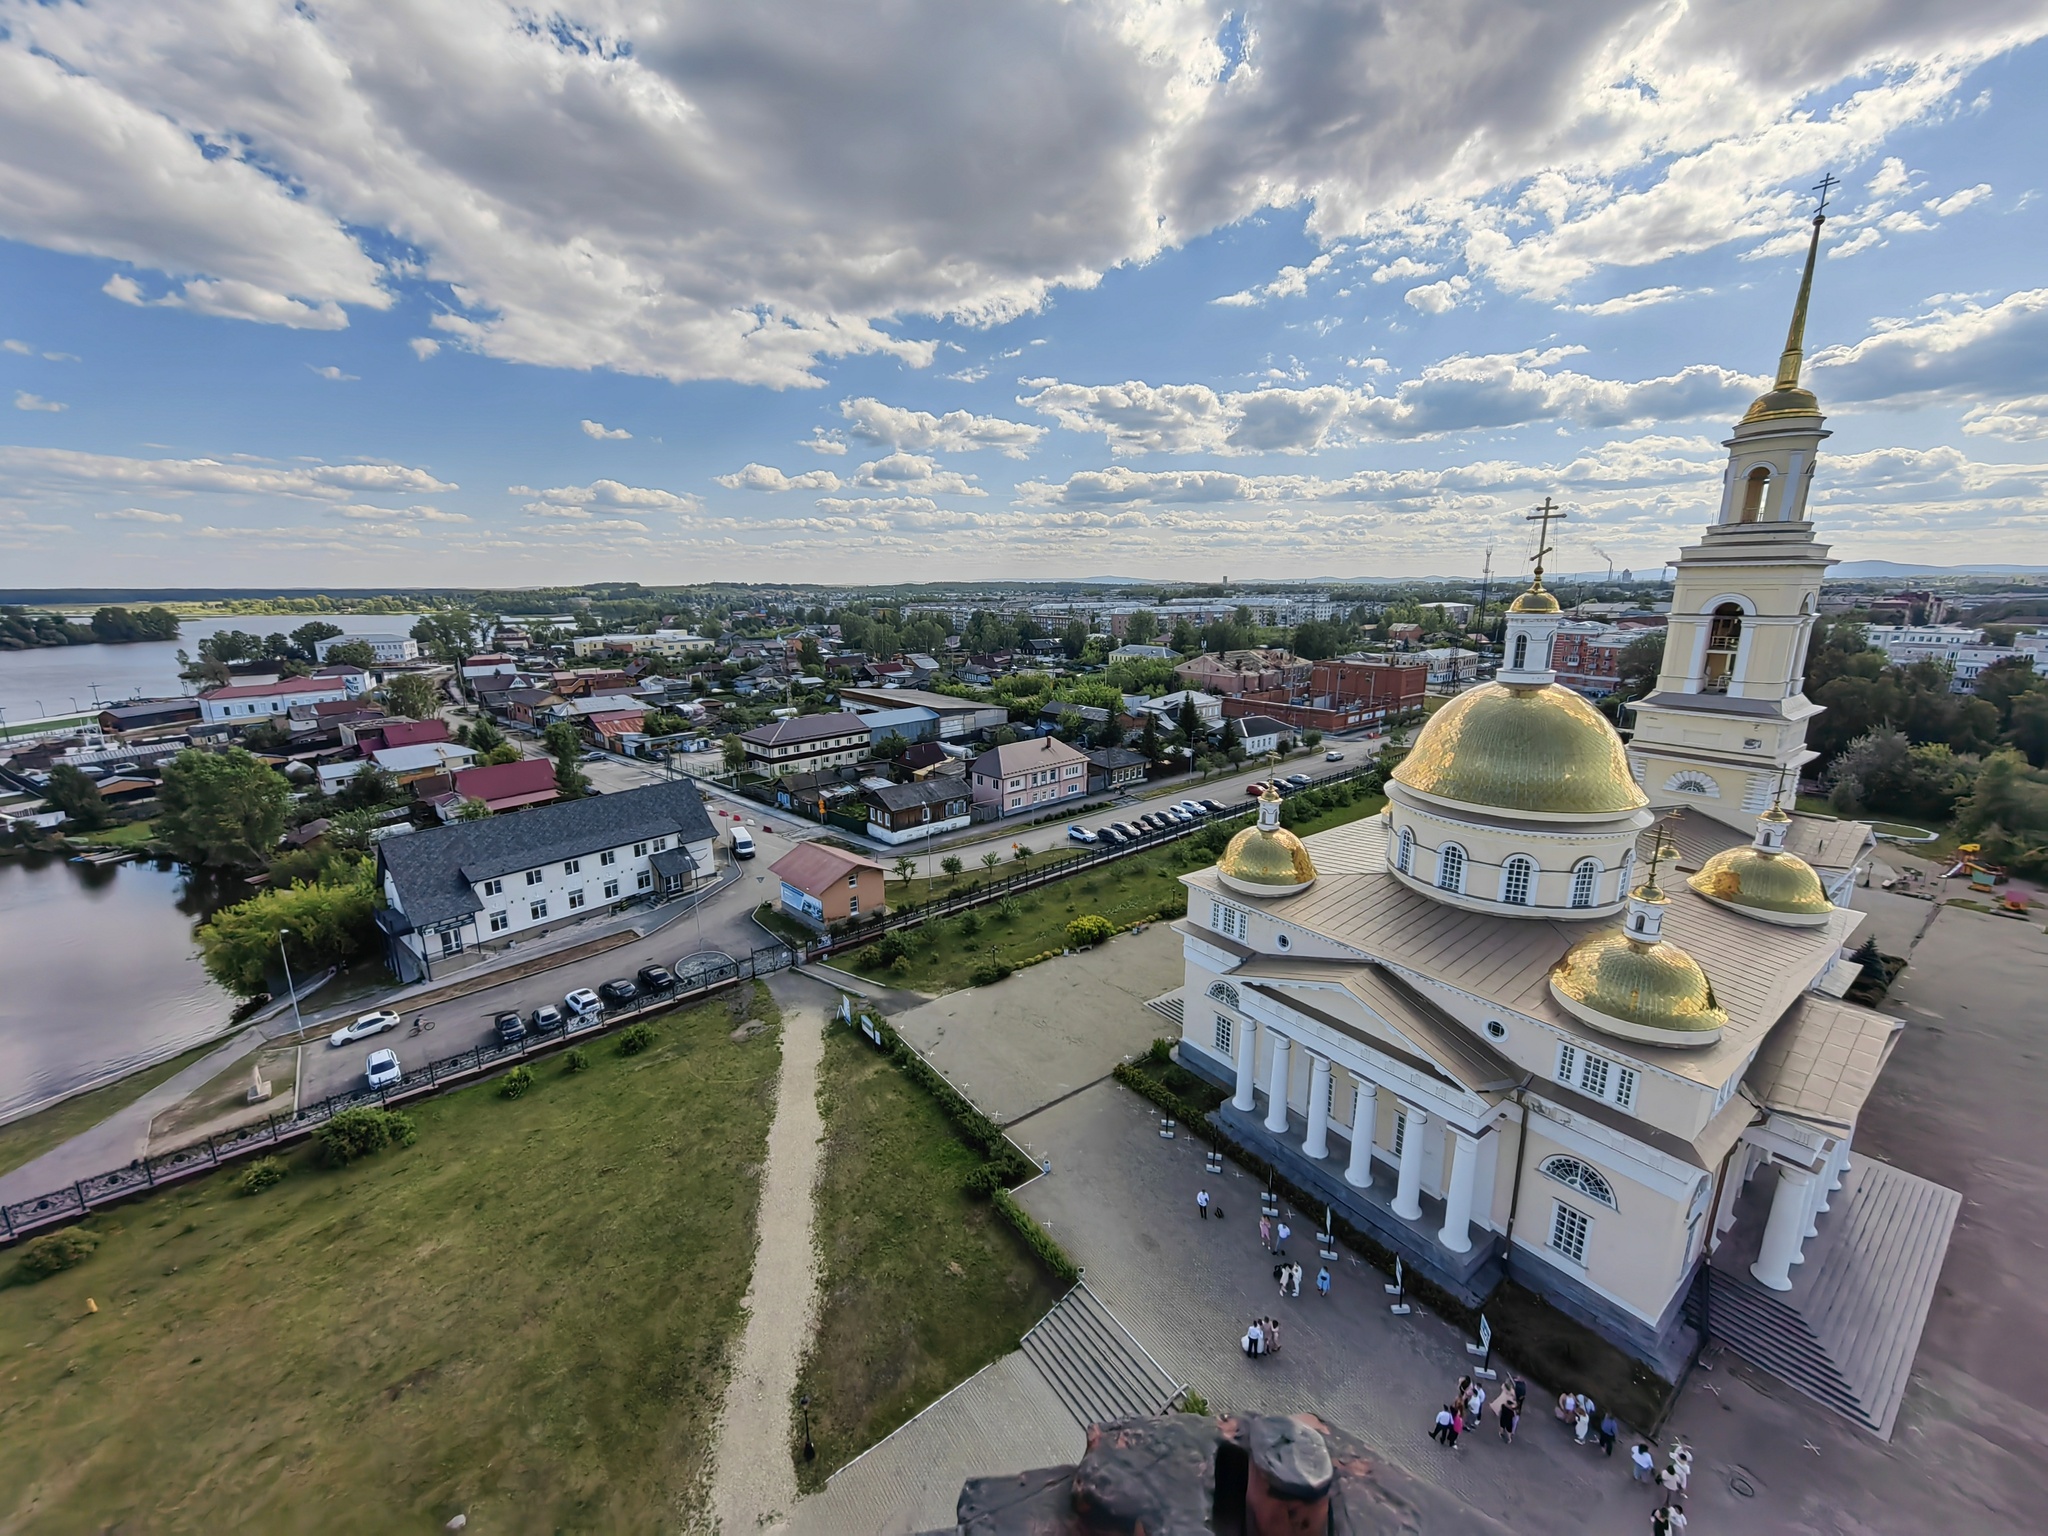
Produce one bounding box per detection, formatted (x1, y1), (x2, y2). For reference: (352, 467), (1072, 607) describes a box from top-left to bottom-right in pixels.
(13, 390), (64, 412)
(95, 506), (182, 523)
(1370, 256), (1437, 285)
(1563, 286), (1686, 316)
(105, 273), (350, 330)
(814, 495), (942, 516)
(309, 364), (358, 381)
(1961, 395), (2048, 441)
(331, 503), (470, 523)
(1404, 276), (1470, 314)
(408, 337), (441, 360)
(850, 452), (985, 496)
(1812, 288), (2048, 426)
(715, 462), (844, 492)
(1212, 252), (1336, 307)
(518, 479), (702, 518)
(0, 445), (456, 500)
(579, 419), (632, 440)
(2, 338), (30, 354)
(839, 397), (1043, 457)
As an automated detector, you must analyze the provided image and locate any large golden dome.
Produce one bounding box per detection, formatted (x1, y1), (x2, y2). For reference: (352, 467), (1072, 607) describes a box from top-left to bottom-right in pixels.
(1218, 784), (1317, 896)
(1688, 846), (1833, 925)
(1392, 683), (1648, 817)
(1508, 585), (1561, 615)
(1550, 931), (1728, 1046)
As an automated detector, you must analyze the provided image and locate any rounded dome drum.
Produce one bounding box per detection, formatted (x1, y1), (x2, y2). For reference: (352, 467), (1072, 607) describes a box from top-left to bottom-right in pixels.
(1392, 683), (1650, 818)
(1549, 931), (1728, 1047)
(1219, 786), (1317, 897)
(1688, 846), (1833, 925)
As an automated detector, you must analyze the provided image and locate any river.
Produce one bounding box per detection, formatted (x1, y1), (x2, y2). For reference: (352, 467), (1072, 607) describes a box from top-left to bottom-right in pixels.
(0, 851), (248, 1122)
(0, 612), (422, 722)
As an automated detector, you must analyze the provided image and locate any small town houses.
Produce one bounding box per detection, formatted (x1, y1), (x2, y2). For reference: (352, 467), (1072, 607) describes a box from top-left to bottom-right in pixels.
(864, 777), (973, 844)
(970, 736), (1089, 816)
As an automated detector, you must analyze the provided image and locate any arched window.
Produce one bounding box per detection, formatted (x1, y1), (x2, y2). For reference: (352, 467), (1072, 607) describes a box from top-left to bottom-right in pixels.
(1395, 826), (1414, 875)
(1436, 842), (1466, 894)
(1501, 854), (1535, 906)
(1618, 850), (1635, 894)
(1703, 603), (1743, 694)
(1541, 1155), (1617, 1209)
(1738, 465), (1771, 522)
(1207, 981), (1240, 1012)
(1569, 858), (1600, 909)
(1512, 633), (1529, 669)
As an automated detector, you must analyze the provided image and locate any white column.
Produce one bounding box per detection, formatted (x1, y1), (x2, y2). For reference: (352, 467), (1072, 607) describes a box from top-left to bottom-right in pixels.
(1750, 1162), (1817, 1292)
(1391, 1104), (1428, 1221)
(1304, 1054), (1332, 1160)
(1264, 1033), (1293, 1134)
(1815, 1136), (1849, 1212)
(1231, 1016), (1258, 1112)
(1344, 1075), (1377, 1189)
(1438, 1128), (1480, 1253)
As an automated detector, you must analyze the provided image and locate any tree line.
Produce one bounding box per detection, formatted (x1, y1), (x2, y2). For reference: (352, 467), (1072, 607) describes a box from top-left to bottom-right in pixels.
(0, 604), (179, 650)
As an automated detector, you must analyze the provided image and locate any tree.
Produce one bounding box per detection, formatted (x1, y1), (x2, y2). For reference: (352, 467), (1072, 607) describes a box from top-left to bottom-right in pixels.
(1974, 657), (2046, 731)
(1175, 695), (1203, 744)
(2010, 690), (2048, 769)
(1124, 610), (1159, 644)
(1013, 843), (1033, 862)
(644, 709), (692, 737)
(1303, 730), (1323, 752)
(199, 628), (265, 664)
(460, 717), (507, 754)
(1139, 711), (1164, 763)
(1291, 620), (1344, 660)
(290, 621), (344, 660)
(941, 854), (964, 880)
(382, 673), (441, 720)
(44, 763), (110, 829)
(410, 608), (483, 664)
(544, 721), (591, 799)
(479, 742), (524, 767)
(797, 635), (824, 672)
(1060, 619), (1090, 659)
(332, 763), (402, 812)
(1169, 619), (1200, 655)
(1223, 717), (1247, 764)
(158, 749), (291, 868)
(197, 859), (379, 996)
(723, 733), (748, 772)
(891, 856), (917, 886)
(89, 605), (179, 643)
(980, 851), (1001, 874)
(324, 638), (377, 669)
(456, 798), (494, 821)
(1955, 750), (2048, 876)
(1614, 632), (1667, 699)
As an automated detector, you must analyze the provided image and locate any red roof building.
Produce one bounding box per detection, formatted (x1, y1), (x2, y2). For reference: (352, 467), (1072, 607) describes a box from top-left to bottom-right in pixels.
(451, 757), (560, 813)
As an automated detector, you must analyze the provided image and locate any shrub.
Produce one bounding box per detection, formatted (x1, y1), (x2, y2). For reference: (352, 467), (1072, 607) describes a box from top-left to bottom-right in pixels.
(962, 1163), (1006, 1199)
(993, 1189), (1079, 1283)
(563, 1047), (589, 1073)
(11, 1227), (100, 1283)
(500, 1064), (534, 1098)
(970, 959), (1013, 987)
(1146, 1037), (1174, 1065)
(1179, 1390), (1211, 1416)
(1065, 914), (1116, 949)
(617, 1022), (657, 1056)
(994, 898), (1020, 922)
(314, 1106), (418, 1167)
(871, 929), (911, 964)
(955, 910), (983, 938)
(238, 1156), (287, 1196)
(888, 954), (911, 975)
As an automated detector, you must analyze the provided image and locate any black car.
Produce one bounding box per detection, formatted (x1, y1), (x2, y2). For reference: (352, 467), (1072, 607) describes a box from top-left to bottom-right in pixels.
(598, 978), (640, 1006)
(1095, 825), (1126, 845)
(1201, 798), (1228, 814)
(637, 964), (675, 992)
(493, 1011), (527, 1045)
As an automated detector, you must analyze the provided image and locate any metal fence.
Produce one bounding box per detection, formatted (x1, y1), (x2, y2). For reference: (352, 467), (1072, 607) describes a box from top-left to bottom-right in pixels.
(1, 942), (796, 1246)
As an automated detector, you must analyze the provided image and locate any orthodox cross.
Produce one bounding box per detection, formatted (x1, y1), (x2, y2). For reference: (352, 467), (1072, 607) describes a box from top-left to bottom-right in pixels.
(1642, 820), (1677, 894)
(1525, 497), (1566, 585)
(1811, 172), (1839, 219)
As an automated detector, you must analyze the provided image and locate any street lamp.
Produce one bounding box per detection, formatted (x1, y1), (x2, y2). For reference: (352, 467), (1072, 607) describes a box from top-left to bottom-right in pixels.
(278, 928), (306, 1042)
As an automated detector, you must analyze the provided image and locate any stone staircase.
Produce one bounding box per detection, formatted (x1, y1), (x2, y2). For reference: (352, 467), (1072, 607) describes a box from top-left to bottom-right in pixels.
(1702, 1153), (1960, 1439)
(1143, 991), (1184, 1027)
(1021, 1282), (1183, 1429)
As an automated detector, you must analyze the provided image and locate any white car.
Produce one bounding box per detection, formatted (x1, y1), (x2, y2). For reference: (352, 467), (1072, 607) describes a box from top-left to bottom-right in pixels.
(364, 1048), (402, 1090)
(330, 1010), (400, 1047)
(1066, 824), (1098, 843)
(1325, 750), (1345, 762)
(1177, 800), (1207, 818)
(564, 987), (603, 1018)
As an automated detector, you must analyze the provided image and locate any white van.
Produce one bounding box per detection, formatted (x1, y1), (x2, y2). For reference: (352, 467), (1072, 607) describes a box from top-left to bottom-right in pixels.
(730, 826), (756, 860)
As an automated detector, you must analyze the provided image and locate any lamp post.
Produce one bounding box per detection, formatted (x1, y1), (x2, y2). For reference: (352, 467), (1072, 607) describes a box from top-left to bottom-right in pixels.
(800, 1394), (815, 1461)
(279, 928), (306, 1043)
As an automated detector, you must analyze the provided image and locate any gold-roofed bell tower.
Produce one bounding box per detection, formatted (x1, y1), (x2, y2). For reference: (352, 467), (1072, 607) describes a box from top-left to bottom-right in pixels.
(1626, 177), (1841, 829)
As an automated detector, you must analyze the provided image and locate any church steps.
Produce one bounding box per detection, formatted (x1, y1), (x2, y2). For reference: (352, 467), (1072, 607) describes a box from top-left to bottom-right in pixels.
(1021, 1283), (1180, 1430)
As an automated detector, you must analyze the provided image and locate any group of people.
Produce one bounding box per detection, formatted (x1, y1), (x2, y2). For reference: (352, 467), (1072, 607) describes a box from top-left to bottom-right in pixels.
(1265, 1259), (1332, 1298)
(1633, 1440), (1694, 1532)
(1430, 1373), (1526, 1449)
(1240, 1316), (1282, 1357)
(1556, 1389), (1621, 1455)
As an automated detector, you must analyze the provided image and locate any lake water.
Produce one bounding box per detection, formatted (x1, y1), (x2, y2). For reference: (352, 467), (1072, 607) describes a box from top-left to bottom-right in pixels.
(0, 613), (422, 722)
(0, 851), (249, 1121)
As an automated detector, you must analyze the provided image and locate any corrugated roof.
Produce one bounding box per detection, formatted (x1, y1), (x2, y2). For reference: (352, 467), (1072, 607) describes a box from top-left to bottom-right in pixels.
(740, 711), (869, 747)
(769, 841), (886, 892)
(972, 736), (1090, 776)
(202, 676), (348, 701)
(865, 777), (969, 812)
(1745, 994), (1901, 1131)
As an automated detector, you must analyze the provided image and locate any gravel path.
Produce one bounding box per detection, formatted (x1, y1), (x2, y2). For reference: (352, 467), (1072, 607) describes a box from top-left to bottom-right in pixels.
(707, 1000), (826, 1535)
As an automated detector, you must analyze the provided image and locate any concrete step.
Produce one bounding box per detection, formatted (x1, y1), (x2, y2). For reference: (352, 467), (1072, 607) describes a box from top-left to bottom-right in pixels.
(1020, 1283), (1180, 1430)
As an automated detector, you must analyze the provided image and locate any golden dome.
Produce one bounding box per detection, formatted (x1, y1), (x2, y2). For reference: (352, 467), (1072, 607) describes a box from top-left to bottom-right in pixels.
(1218, 783), (1317, 896)
(1392, 682), (1649, 818)
(1550, 932), (1728, 1047)
(1508, 585), (1561, 615)
(1688, 847), (1833, 924)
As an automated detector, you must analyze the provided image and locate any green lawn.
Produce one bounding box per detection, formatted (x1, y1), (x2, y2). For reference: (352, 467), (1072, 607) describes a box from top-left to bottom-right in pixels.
(796, 1020), (1062, 1489)
(72, 819), (160, 848)
(0, 1038), (228, 1177)
(0, 986), (784, 1532)
(851, 790), (1387, 994)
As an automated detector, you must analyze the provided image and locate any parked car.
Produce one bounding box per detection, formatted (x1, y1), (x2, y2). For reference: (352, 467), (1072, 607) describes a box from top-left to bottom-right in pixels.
(580, 749), (605, 762)
(1110, 821), (1138, 840)
(598, 977), (640, 1005)
(1095, 825), (1126, 845)
(564, 987), (602, 1017)
(1245, 782), (1268, 797)
(1067, 824), (1098, 844)
(1201, 798), (1228, 814)
(730, 826), (756, 859)
(1178, 800), (1207, 818)
(364, 1048), (401, 1090)
(1324, 749), (1345, 762)
(1285, 773), (1313, 788)
(637, 964), (675, 991)
(530, 1003), (564, 1032)
(329, 1009), (399, 1047)
(494, 1011), (527, 1045)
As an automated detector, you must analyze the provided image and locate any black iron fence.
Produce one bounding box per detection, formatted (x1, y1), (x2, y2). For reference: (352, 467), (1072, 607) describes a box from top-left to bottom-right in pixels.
(1, 942), (796, 1246)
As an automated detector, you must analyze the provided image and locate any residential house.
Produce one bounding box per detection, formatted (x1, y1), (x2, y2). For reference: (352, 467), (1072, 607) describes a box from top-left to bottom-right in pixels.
(1387, 623), (1424, 645)
(569, 630), (715, 659)
(375, 779), (716, 980)
(771, 766), (866, 820)
(499, 688), (563, 727)
(1419, 647), (1482, 688)
(1132, 690), (1225, 729)
(550, 669), (639, 698)
(1109, 643), (1177, 662)
(461, 654), (519, 681)
(898, 740), (960, 776)
(1218, 656), (1427, 735)
(198, 675), (354, 724)
(863, 660), (914, 685)
(96, 698), (198, 736)
(860, 705), (940, 748)
(354, 718), (452, 753)
(583, 708), (647, 750)
(315, 633), (419, 664)
(1551, 624), (1633, 696)
(769, 842), (886, 930)
(971, 736), (1090, 816)
(1174, 649), (1310, 696)
(1865, 624), (2045, 692)
(738, 712), (872, 776)
(1085, 745), (1149, 795)
(450, 756), (559, 815)
(371, 741), (479, 784)
(903, 654), (942, 684)
(863, 777), (973, 844)
(1040, 701), (1109, 732)
(1229, 714), (1292, 756)
(309, 663), (373, 696)
(837, 685), (1008, 739)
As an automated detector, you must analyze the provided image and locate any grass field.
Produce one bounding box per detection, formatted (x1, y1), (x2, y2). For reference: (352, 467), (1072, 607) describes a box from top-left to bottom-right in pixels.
(0, 1038), (229, 1177)
(72, 819), (161, 848)
(796, 1020), (1062, 1490)
(0, 985), (784, 1532)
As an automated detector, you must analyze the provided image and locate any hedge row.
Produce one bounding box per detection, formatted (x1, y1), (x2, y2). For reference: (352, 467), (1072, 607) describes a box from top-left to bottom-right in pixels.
(993, 1188), (1080, 1285)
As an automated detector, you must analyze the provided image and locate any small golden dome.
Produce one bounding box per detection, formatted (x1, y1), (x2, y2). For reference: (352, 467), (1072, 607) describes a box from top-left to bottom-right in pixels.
(1508, 585), (1561, 615)
(1218, 783), (1317, 896)
(1392, 682), (1648, 817)
(1550, 932), (1728, 1047)
(1688, 847), (1833, 924)
(1739, 383), (1821, 424)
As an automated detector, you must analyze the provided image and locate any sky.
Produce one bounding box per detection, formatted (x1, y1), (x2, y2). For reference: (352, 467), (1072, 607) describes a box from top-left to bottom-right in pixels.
(3, 0), (2048, 590)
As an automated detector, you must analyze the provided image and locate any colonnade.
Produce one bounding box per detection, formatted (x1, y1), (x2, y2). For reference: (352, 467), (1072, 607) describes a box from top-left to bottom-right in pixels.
(1748, 1132), (1849, 1291)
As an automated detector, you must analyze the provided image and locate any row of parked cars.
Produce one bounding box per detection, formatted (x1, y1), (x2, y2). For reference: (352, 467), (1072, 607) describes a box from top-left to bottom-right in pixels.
(1068, 797), (1231, 846)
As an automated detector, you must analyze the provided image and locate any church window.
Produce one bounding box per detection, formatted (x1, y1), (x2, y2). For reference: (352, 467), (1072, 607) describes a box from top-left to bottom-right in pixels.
(1436, 843), (1466, 894)
(1512, 633), (1529, 669)
(1613, 1067), (1638, 1111)
(1501, 855), (1535, 906)
(1549, 1202), (1591, 1264)
(1213, 1014), (1233, 1056)
(1702, 604), (1743, 694)
(1556, 1041), (1579, 1085)
(1570, 859), (1600, 909)
(1618, 851), (1635, 894)
(1391, 1108), (1408, 1158)
(1208, 981), (1240, 1011)
(1666, 771), (1719, 798)
(1209, 901), (1246, 940)
(1395, 827), (1414, 874)
(1541, 1156), (1617, 1210)
(1738, 466), (1771, 523)
(1579, 1054), (1610, 1098)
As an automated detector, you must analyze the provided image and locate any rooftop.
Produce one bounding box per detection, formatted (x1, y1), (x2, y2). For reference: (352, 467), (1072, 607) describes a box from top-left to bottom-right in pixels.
(740, 711), (870, 746)
(769, 840), (886, 892)
(202, 676), (349, 701)
(972, 736), (1091, 776)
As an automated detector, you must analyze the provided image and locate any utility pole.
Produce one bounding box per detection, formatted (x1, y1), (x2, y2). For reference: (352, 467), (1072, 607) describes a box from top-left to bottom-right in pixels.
(1474, 546), (1495, 658)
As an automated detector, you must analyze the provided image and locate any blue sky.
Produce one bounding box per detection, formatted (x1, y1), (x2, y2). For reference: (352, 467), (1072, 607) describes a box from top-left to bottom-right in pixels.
(3, 1), (2047, 588)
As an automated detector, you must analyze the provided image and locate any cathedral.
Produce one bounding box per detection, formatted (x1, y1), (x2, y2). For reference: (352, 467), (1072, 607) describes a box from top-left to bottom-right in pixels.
(1170, 209), (1958, 1436)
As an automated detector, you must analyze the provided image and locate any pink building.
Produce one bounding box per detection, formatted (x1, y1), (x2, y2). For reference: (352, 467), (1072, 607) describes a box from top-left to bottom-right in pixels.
(970, 736), (1090, 817)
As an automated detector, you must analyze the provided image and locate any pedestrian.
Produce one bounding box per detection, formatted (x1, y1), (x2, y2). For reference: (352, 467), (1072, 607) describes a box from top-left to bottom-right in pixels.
(1448, 1407), (1463, 1450)
(1556, 1390), (1579, 1424)
(1431, 1406), (1455, 1445)
(1316, 1265), (1331, 1298)
(1650, 1506), (1671, 1536)
(1197, 1189), (1210, 1219)
(1265, 1317), (1280, 1353)
(1260, 1215), (1273, 1252)
(1599, 1411), (1619, 1456)
(1498, 1397), (1518, 1444)
(1669, 1444), (1693, 1493)
(1467, 1383), (1487, 1428)
(1457, 1374), (1473, 1405)
(1665, 1503), (1688, 1534)
(1276, 1220), (1291, 1255)
(1276, 1264), (1290, 1296)
(1242, 1325), (1258, 1357)
(1656, 1465), (1682, 1497)
(1574, 1405), (1592, 1447)
(1630, 1443), (1656, 1483)
(1290, 1262), (1303, 1297)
